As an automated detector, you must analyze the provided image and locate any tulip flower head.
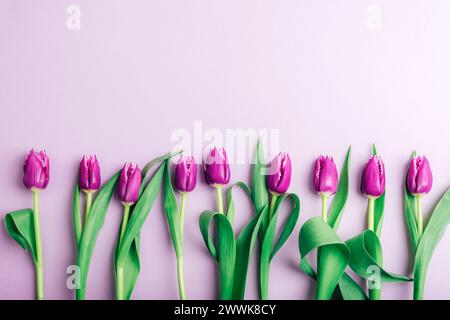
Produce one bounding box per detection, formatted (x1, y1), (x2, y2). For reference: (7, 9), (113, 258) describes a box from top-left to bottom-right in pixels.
(314, 155), (338, 196)
(361, 155), (385, 198)
(78, 155), (101, 193)
(117, 162), (142, 205)
(174, 156), (197, 192)
(23, 149), (50, 191)
(204, 147), (230, 186)
(407, 155), (433, 196)
(267, 152), (292, 195)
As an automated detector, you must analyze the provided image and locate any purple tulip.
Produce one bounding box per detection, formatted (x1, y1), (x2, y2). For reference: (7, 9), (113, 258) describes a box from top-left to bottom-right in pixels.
(361, 155), (385, 198)
(117, 162), (142, 205)
(267, 152), (292, 194)
(407, 155), (433, 195)
(78, 155), (101, 192)
(314, 156), (338, 195)
(23, 149), (50, 190)
(174, 156), (197, 192)
(204, 147), (230, 186)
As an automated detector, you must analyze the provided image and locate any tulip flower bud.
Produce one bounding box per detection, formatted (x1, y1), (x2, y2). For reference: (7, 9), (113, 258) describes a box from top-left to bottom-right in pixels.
(78, 155), (101, 192)
(407, 155), (433, 195)
(117, 162), (142, 205)
(361, 155), (385, 198)
(174, 156), (197, 192)
(23, 149), (50, 190)
(314, 155), (338, 196)
(204, 147), (230, 186)
(267, 152), (292, 194)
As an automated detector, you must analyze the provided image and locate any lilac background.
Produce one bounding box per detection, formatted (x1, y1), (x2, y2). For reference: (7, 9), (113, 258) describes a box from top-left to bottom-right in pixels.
(1, 1), (450, 300)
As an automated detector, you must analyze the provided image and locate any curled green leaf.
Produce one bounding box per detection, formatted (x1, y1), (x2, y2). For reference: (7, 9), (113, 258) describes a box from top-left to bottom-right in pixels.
(4, 208), (36, 262)
(260, 193), (300, 299)
(232, 206), (266, 299)
(199, 182), (265, 300)
(299, 217), (350, 300)
(346, 230), (412, 282)
(199, 210), (236, 300)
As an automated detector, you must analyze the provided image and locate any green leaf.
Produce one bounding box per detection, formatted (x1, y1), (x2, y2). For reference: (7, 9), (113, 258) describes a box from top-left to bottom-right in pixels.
(374, 193), (385, 237)
(299, 217), (350, 300)
(346, 230), (412, 282)
(114, 233), (140, 300)
(76, 171), (120, 300)
(328, 146), (351, 230)
(336, 273), (368, 300)
(404, 151), (420, 252)
(199, 211), (218, 260)
(115, 161), (165, 299)
(4, 208), (37, 262)
(372, 143), (378, 155)
(232, 206), (267, 300)
(200, 182), (264, 300)
(72, 181), (82, 248)
(199, 210), (236, 300)
(226, 182), (252, 225)
(260, 193), (300, 299)
(298, 147), (365, 300)
(141, 150), (182, 179)
(413, 188), (450, 299)
(162, 159), (182, 256)
(252, 139), (269, 234)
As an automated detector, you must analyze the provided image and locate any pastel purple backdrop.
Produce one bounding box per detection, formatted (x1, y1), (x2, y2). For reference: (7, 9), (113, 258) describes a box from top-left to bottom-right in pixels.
(1, 1), (449, 300)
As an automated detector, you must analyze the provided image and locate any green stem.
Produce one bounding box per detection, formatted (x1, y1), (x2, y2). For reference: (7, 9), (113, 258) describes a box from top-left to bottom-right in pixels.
(315, 194), (329, 300)
(416, 195), (423, 237)
(269, 193), (278, 222)
(118, 205), (130, 245)
(367, 197), (381, 300)
(116, 205), (130, 300)
(84, 191), (93, 224)
(321, 193), (328, 223)
(32, 190), (44, 300)
(176, 255), (186, 300)
(413, 195), (425, 299)
(116, 266), (124, 300)
(216, 185), (224, 214)
(177, 192), (187, 300)
(367, 197), (375, 231)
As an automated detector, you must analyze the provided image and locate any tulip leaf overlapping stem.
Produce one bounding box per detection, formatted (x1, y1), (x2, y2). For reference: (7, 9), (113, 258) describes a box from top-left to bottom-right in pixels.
(4, 208), (43, 297)
(299, 147), (366, 300)
(199, 184), (267, 299)
(199, 143), (271, 300)
(364, 145), (386, 300)
(73, 152), (177, 300)
(344, 145), (411, 300)
(162, 159), (186, 300)
(74, 171), (119, 300)
(113, 152), (179, 300)
(403, 152), (450, 299)
(4, 150), (49, 300)
(253, 141), (300, 300)
(207, 189), (266, 300)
